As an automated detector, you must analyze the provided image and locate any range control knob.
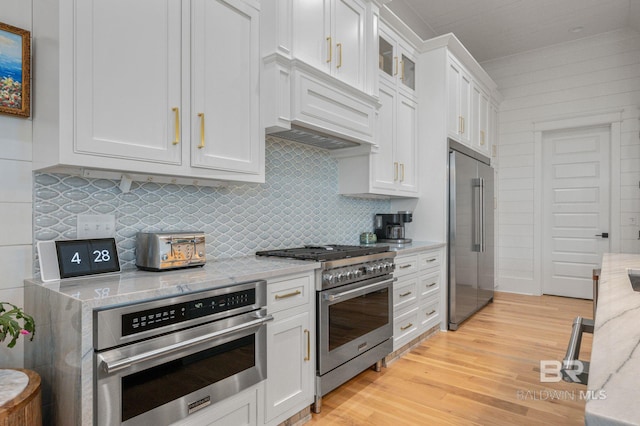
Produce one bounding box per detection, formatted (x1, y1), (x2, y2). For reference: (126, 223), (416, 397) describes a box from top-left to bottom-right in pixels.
(323, 274), (334, 284)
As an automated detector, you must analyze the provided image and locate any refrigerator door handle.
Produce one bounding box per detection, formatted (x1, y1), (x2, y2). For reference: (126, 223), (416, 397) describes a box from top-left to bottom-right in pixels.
(472, 178), (482, 252)
(480, 177), (485, 253)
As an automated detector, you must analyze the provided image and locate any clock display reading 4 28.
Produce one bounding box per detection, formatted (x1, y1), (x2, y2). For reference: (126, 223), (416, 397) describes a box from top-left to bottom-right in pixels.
(55, 238), (120, 278)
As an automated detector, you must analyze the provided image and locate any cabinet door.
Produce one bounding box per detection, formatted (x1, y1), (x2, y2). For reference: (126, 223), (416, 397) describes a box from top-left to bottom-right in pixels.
(332, 0), (366, 89)
(398, 42), (416, 94)
(191, 0), (260, 174)
(378, 25), (396, 87)
(265, 311), (313, 423)
(459, 71), (472, 145)
(75, 0), (182, 164)
(292, 0), (331, 75)
(371, 82), (397, 191)
(478, 90), (490, 156)
(396, 93), (418, 194)
(447, 59), (462, 140)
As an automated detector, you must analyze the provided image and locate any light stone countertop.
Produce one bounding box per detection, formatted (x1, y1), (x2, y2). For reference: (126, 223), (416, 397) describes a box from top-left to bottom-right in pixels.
(364, 241), (446, 256)
(586, 253), (640, 425)
(26, 255), (320, 308)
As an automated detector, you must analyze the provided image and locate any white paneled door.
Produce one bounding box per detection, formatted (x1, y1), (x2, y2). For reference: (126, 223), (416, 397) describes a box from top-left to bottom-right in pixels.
(542, 126), (610, 299)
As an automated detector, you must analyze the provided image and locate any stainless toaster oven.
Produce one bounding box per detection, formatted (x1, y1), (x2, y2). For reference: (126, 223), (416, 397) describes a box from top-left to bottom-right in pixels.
(136, 232), (206, 271)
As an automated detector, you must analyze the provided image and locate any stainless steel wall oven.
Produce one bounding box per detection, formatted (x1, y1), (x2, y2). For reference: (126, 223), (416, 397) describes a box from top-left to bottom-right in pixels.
(93, 280), (272, 426)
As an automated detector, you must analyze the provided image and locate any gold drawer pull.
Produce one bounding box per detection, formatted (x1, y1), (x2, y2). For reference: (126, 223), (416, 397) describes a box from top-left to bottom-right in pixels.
(394, 56), (398, 76)
(426, 310), (436, 316)
(427, 282), (437, 288)
(480, 130), (485, 146)
(337, 42), (343, 68)
(399, 264), (413, 269)
(304, 329), (310, 361)
(394, 162), (398, 181)
(400, 323), (413, 331)
(400, 163), (405, 182)
(275, 290), (301, 300)
(399, 291), (412, 297)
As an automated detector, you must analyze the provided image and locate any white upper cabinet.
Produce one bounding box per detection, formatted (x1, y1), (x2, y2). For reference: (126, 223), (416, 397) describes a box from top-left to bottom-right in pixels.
(293, 0), (367, 91)
(447, 54), (472, 146)
(471, 83), (491, 157)
(378, 24), (417, 96)
(33, 0), (264, 184)
(190, 0), (261, 175)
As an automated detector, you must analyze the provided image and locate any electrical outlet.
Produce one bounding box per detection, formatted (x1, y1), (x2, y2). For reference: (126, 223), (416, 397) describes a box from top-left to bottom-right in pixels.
(77, 215), (116, 239)
(626, 215), (639, 226)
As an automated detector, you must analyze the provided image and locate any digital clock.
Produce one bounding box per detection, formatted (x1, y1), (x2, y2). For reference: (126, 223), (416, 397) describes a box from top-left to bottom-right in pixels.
(55, 238), (120, 279)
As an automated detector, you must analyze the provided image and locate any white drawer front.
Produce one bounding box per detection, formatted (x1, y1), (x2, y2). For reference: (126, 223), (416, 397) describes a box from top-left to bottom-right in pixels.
(267, 274), (312, 314)
(419, 297), (440, 330)
(419, 250), (442, 271)
(393, 306), (419, 344)
(419, 271), (440, 299)
(393, 277), (418, 311)
(394, 255), (419, 277)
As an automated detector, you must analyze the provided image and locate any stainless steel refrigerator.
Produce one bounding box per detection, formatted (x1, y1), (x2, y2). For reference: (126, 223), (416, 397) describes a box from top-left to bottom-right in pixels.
(448, 140), (494, 330)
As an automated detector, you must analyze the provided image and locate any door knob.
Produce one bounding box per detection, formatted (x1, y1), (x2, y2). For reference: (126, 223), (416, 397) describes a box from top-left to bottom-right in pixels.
(595, 233), (609, 238)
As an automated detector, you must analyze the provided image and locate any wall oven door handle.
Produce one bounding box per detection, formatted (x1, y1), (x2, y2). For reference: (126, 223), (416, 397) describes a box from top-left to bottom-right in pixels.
(323, 277), (396, 302)
(99, 313), (274, 374)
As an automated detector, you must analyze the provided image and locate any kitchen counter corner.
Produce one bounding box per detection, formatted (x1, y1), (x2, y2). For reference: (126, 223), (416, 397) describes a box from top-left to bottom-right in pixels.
(586, 253), (640, 425)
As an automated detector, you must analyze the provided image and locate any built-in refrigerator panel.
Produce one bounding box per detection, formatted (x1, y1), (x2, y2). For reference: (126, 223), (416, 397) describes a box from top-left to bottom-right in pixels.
(448, 140), (494, 330)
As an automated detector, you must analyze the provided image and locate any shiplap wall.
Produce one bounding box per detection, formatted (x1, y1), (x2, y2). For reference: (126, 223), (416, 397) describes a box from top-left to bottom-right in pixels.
(482, 29), (640, 295)
(0, 0), (34, 367)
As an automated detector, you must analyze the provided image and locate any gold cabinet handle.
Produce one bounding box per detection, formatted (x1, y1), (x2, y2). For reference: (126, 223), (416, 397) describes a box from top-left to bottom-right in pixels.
(172, 107), (180, 145)
(399, 264), (412, 269)
(304, 329), (311, 361)
(480, 130), (485, 145)
(427, 282), (437, 288)
(394, 162), (398, 181)
(400, 323), (413, 331)
(426, 310), (436, 316)
(337, 43), (342, 68)
(461, 116), (465, 134)
(326, 37), (332, 63)
(275, 289), (301, 300)
(400, 163), (405, 182)
(197, 113), (205, 149)
(401, 60), (405, 82)
(399, 291), (412, 297)
(459, 116), (463, 134)
(394, 56), (398, 76)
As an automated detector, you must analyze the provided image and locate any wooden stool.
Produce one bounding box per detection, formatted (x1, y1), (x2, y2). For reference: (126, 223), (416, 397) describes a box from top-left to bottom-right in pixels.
(0, 369), (42, 426)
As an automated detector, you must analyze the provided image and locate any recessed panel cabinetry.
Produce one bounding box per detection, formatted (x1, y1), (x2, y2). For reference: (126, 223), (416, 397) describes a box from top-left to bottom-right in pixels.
(34, 0), (264, 184)
(264, 273), (315, 426)
(392, 247), (444, 351)
(446, 52), (497, 157)
(336, 21), (418, 198)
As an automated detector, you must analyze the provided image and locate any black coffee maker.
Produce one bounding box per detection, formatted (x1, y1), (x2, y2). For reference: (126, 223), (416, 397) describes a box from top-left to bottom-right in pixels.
(374, 211), (413, 244)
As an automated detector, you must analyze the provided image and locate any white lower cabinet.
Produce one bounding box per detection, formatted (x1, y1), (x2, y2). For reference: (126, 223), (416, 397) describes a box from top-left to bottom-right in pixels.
(392, 247), (444, 351)
(172, 384), (261, 426)
(264, 272), (315, 426)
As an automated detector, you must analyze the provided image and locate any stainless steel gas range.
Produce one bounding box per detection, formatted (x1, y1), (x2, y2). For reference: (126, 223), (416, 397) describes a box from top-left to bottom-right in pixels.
(256, 245), (396, 413)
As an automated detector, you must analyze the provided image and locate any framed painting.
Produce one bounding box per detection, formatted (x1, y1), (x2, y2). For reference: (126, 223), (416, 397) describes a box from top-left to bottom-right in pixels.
(0, 22), (30, 118)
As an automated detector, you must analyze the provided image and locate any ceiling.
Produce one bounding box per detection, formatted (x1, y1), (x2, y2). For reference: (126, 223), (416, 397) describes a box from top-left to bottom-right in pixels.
(385, 0), (640, 63)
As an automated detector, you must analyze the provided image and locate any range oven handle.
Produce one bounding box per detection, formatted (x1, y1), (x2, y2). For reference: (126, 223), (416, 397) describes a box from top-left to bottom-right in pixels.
(99, 313), (274, 374)
(323, 277), (396, 302)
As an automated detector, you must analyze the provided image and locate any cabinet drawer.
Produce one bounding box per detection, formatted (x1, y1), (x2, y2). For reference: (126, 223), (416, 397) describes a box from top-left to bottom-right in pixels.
(267, 274), (312, 314)
(419, 250), (442, 271)
(419, 297), (440, 330)
(419, 271), (440, 299)
(393, 306), (419, 343)
(393, 277), (418, 311)
(394, 255), (418, 277)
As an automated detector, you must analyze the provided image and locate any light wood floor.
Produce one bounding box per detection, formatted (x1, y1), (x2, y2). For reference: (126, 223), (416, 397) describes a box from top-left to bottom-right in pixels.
(309, 292), (593, 425)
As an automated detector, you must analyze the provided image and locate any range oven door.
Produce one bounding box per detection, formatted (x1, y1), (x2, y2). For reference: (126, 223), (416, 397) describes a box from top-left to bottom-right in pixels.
(95, 309), (272, 426)
(317, 276), (394, 375)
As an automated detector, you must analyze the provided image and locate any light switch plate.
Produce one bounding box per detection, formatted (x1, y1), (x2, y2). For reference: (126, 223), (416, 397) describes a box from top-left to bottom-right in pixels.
(77, 214), (116, 238)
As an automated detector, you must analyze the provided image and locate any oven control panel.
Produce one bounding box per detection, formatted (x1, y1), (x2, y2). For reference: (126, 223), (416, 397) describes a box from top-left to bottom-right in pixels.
(321, 258), (395, 288)
(121, 289), (255, 336)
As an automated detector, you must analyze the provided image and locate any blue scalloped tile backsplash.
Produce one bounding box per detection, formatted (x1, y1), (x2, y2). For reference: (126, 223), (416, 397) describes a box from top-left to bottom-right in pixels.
(34, 138), (390, 270)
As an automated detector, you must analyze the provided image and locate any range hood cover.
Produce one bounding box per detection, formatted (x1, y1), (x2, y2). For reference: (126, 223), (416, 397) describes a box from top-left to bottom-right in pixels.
(270, 125), (360, 150)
